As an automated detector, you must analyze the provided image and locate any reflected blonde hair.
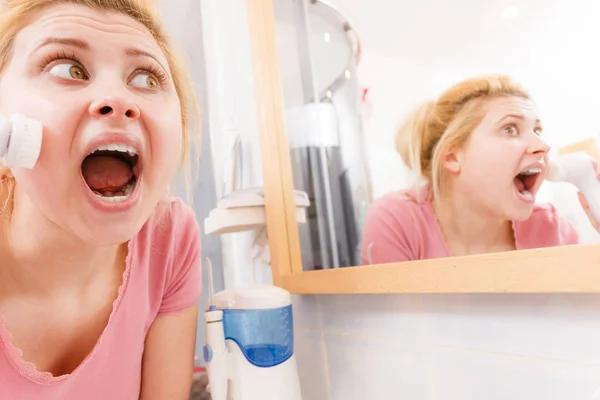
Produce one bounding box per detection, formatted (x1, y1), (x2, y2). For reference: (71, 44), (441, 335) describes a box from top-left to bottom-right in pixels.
(0, 0), (200, 211)
(395, 75), (530, 201)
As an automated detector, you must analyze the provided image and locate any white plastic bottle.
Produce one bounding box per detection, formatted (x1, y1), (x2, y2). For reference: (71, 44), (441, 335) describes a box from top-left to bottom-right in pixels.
(0, 114), (43, 169)
(546, 151), (600, 222)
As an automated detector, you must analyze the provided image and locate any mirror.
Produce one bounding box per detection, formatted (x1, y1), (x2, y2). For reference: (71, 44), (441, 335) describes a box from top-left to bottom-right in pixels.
(273, 0), (600, 271)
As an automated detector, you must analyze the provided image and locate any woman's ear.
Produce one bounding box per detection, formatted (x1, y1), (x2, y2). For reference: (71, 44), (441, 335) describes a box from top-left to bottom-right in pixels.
(442, 147), (462, 174)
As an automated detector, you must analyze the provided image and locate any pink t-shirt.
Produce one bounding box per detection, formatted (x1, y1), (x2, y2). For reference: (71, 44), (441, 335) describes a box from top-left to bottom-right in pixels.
(361, 187), (580, 264)
(0, 197), (202, 399)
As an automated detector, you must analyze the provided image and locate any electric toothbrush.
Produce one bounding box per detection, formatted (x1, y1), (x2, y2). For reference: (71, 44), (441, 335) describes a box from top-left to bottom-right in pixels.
(0, 114), (43, 169)
(203, 257), (228, 400)
(546, 151), (600, 222)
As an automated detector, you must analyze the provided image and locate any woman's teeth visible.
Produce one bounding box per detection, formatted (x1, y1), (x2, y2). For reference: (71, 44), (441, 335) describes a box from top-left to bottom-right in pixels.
(88, 143), (138, 157)
(515, 167), (542, 200)
(520, 189), (534, 200)
(520, 168), (542, 176)
(93, 181), (135, 202)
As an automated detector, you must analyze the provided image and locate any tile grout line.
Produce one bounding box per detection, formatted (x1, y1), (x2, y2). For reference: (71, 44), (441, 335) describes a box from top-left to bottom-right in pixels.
(416, 295), (438, 400)
(316, 296), (334, 400)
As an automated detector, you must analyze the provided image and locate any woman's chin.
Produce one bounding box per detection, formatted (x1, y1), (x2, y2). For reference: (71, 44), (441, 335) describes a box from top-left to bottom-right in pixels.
(506, 204), (535, 222)
(72, 219), (146, 247)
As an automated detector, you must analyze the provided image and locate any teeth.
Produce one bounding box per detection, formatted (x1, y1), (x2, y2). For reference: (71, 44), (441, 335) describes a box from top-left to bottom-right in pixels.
(93, 181), (135, 202)
(520, 189), (534, 200)
(520, 168), (542, 175)
(95, 194), (130, 202)
(89, 143), (138, 156)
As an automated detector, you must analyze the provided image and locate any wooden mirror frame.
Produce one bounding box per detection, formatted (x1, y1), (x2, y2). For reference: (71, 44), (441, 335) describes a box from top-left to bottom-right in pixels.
(246, 0), (600, 294)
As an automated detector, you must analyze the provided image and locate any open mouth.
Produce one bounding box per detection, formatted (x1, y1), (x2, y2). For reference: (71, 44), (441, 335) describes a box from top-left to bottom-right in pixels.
(81, 144), (141, 203)
(513, 167), (541, 200)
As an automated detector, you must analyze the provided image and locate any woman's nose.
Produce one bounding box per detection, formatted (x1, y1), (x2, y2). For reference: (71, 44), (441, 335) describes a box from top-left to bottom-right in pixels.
(527, 134), (550, 155)
(88, 97), (141, 120)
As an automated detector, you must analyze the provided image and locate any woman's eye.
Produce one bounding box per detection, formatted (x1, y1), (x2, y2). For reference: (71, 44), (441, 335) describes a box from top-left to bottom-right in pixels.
(48, 63), (88, 80)
(130, 72), (159, 89)
(504, 124), (518, 135)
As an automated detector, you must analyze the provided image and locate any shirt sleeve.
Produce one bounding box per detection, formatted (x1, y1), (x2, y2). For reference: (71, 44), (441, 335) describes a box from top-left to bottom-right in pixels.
(516, 203), (581, 248)
(557, 214), (580, 245)
(360, 196), (419, 264)
(158, 200), (203, 315)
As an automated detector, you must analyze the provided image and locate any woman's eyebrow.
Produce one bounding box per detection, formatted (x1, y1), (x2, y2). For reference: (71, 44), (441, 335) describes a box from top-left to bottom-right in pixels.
(124, 47), (168, 72)
(31, 36), (168, 72)
(495, 114), (525, 124)
(33, 37), (89, 52)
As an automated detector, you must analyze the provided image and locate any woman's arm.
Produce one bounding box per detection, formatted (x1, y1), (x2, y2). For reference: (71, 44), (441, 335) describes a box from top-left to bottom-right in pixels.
(138, 200), (203, 399)
(139, 305), (199, 400)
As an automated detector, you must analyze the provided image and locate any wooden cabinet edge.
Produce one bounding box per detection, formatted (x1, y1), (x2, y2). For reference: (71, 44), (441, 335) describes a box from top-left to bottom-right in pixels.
(279, 243), (600, 294)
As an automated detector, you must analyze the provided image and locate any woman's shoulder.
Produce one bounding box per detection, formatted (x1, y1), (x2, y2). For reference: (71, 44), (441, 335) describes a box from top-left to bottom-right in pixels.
(136, 197), (200, 247)
(515, 202), (579, 247)
(527, 202), (566, 224)
(361, 186), (441, 263)
(364, 187), (434, 240)
(130, 197), (202, 314)
(369, 186), (432, 219)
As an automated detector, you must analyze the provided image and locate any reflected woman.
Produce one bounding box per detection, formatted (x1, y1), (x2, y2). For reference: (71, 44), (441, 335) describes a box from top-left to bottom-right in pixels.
(361, 75), (596, 264)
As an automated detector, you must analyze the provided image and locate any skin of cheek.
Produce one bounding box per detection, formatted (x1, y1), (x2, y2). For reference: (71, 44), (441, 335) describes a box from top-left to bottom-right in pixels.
(456, 134), (529, 214)
(0, 7), (187, 246)
(138, 96), (184, 199)
(0, 73), (183, 244)
(0, 69), (87, 219)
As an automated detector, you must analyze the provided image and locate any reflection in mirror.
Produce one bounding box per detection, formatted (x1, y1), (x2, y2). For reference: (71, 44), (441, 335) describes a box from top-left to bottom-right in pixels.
(275, 0), (370, 270)
(274, 0), (600, 270)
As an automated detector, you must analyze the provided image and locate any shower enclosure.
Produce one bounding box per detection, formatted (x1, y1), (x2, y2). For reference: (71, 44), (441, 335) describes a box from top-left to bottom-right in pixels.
(274, 0), (372, 270)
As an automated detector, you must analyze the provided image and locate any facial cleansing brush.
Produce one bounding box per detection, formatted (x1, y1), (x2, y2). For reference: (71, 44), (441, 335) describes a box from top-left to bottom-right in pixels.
(0, 114), (43, 169)
(546, 151), (600, 222)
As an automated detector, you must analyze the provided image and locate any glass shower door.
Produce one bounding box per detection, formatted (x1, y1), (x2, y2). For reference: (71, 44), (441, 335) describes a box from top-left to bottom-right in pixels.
(274, 0), (372, 270)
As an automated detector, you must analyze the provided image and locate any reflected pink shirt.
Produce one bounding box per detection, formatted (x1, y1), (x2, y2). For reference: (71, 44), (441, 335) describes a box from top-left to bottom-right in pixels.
(361, 187), (580, 264)
(0, 197), (202, 400)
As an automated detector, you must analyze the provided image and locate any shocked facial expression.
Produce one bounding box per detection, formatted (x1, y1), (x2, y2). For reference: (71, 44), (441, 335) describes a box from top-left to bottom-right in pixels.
(448, 96), (549, 221)
(0, 4), (183, 245)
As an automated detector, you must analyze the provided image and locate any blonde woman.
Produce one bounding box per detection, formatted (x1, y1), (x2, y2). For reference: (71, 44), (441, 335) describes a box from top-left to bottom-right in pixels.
(361, 75), (596, 264)
(0, 0), (204, 398)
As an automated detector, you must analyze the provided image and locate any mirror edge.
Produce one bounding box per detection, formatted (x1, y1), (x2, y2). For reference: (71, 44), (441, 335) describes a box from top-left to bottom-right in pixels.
(247, 0), (303, 285)
(280, 243), (600, 294)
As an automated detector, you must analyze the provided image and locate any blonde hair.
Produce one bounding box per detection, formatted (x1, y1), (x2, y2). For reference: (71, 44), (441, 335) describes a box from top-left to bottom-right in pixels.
(395, 75), (530, 201)
(0, 0), (200, 210)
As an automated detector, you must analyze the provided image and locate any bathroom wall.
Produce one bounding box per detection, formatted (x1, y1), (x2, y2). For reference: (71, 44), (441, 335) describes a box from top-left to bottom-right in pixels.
(199, 0), (276, 289)
(293, 293), (600, 400)
(158, 0), (224, 365)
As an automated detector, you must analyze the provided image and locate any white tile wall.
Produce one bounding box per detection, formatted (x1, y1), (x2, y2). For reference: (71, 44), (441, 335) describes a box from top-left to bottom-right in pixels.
(429, 346), (600, 400)
(293, 294), (600, 400)
(325, 333), (432, 400)
(295, 329), (331, 400)
(318, 294), (423, 341)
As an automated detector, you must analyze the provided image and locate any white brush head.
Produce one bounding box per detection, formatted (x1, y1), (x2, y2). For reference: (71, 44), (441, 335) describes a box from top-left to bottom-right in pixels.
(3, 114), (43, 169)
(545, 152), (598, 186)
(545, 159), (565, 182)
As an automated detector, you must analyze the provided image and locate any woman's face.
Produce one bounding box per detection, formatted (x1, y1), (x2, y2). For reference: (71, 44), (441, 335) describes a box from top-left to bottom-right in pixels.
(448, 96), (550, 221)
(0, 4), (183, 245)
